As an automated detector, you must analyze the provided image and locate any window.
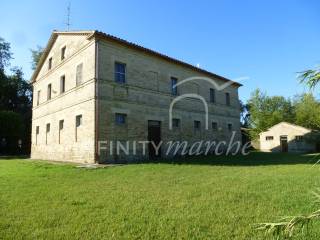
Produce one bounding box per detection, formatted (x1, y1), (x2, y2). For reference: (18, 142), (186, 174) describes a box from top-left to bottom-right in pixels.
(59, 120), (64, 130)
(171, 77), (178, 96)
(115, 62), (126, 83)
(76, 63), (83, 86)
(76, 115), (82, 128)
(212, 121), (218, 131)
(36, 126), (39, 145)
(47, 84), (52, 100)
(115, 113), (127, 125)
(59, 120), (64, 144)
(172, 118), (180, 128)
(226, 92), (230, 106)
(60, 75), (65, 93)
(46, 123), (50, 145)
(61, 46), (66, 60)
(295, 136), (303, 142)
(266, 136), (274, 141)
(48, 57), (52, 70)
(37, 90), (40, 106)
(227, 123), (233, 131)
(194, 120), (201, 130)
(210, 88), (215, 103)
(75, 115), (82, 142)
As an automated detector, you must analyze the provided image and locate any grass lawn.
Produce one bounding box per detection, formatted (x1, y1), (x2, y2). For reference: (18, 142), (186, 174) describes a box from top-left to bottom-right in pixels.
(1, 152), (320, 239)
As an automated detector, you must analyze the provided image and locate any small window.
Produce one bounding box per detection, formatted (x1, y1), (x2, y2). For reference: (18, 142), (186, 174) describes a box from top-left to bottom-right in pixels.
(212, 121), (218, 131)
(47, 84), (52, 100)
(37, 90), (40, 106)
(227, 123), (233, 131)
(115, 113), (127, 124)
(266, 136), (274, 141)
(48, 57), (52, 70)
(76, 115), (82, 128)
(172, 118), (180, 128)
(210, 88), (215, 103)
(58, 120), (64, 144)
(76, 63), (83, 86)
(75, 115), (82, 142)
(115, 62), (126, 83)
(61, 46), (66, 60)
(59, 120), (64, 130)
(36, 126), (40, 145)
(171, 77), (178, 96)
(60, 75), (65, 93)
(194, 120), (201, 130)
(226, 92), (230, 106)
(295, 136), (303, 142)
(45, 124), (50, 145)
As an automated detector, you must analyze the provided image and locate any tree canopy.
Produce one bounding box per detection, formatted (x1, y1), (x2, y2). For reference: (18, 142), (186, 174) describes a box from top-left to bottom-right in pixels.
(0, 37), (13, 72)
(294, 93), (320, 130)
(30, 45), (43, 70)
(247, 89), (295, 138)
(299, 67), (320, 89)
(0, 37), (32, 154)
(246, 88), (320, 139)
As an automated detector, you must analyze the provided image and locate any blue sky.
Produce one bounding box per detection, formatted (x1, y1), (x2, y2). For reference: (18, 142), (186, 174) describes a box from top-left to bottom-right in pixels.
(1, 0), (320, 101)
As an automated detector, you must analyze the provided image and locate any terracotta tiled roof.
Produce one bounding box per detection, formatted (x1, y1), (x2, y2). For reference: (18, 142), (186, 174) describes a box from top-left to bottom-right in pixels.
(31, 30), (242, 87)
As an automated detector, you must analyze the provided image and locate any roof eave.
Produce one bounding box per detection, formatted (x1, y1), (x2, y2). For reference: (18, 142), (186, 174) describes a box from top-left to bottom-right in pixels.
(31, 30), (95, 83)
(31, 30), (242, 88)
(90, 31), (242, 87)
(30, 32), (58, 83)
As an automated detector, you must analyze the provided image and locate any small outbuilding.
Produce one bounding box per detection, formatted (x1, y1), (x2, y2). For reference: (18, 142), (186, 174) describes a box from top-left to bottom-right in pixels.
(259, 122), (319, 153)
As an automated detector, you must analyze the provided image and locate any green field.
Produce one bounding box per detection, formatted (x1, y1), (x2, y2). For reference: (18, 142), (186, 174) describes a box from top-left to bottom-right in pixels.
(1, 152), (320, 239)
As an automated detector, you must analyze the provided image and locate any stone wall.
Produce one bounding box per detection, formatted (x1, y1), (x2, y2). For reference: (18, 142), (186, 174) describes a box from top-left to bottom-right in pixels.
(96, 39), (241, 163)
(31, 34), (96, 163)
(31, 32), (242, 164)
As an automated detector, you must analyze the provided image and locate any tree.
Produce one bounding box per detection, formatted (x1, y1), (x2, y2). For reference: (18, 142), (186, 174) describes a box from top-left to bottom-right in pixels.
(247, 89), (295, 139)
(0, 36), (32, 154)
(0, 111), (24, 154)
(299, 67), (320, 89)
(30, 45), (43, 70)
(294, 93), (320, 130)
(240, 100), (250, 128)
(0, 67), (32, 112)
(0, 37), (12, 72)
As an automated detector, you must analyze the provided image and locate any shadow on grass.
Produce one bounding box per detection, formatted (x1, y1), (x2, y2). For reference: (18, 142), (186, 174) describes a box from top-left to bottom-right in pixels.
(0, 155), (29, 160)
(138, 152), (320, 166)
(1, 153), (319, 167)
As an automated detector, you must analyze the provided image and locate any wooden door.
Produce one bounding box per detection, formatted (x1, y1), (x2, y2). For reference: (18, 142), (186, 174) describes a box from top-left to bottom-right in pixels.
(148, 121), (161, 159)
(280, 136), (288, 152)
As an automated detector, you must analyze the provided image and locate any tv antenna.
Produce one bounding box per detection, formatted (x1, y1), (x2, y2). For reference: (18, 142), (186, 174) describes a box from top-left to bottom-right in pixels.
(65, 2), (71, 31)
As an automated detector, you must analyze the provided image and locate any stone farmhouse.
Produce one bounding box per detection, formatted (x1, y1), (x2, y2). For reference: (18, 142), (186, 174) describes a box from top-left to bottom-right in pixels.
(31, 30), (242, 163)
(259, 122), (319, 153)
